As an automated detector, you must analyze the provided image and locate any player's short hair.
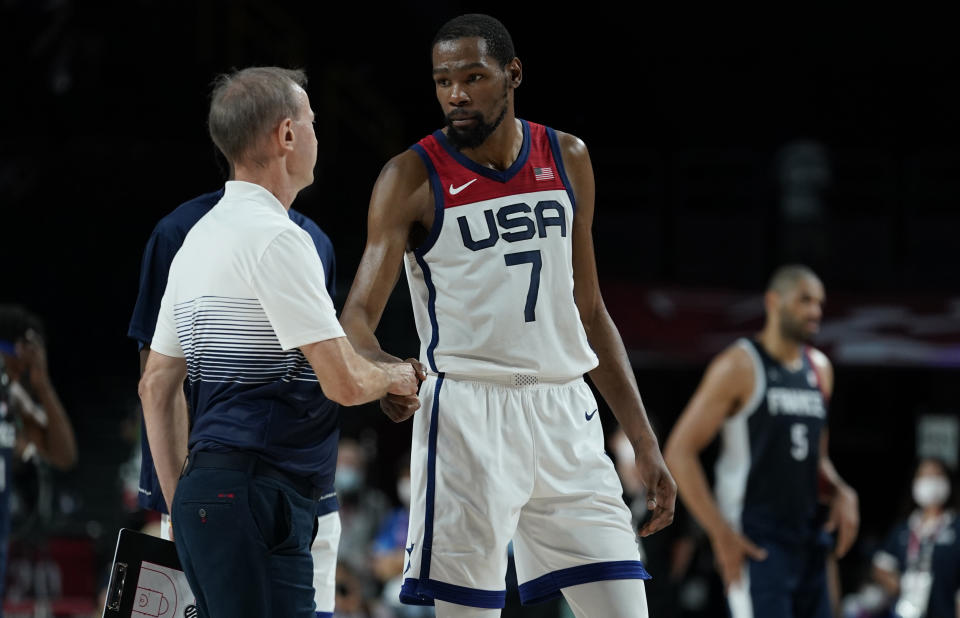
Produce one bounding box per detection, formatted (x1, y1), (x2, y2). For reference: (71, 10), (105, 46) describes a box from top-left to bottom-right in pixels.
(432, 14), (516, 67)
(0, 304), (45, 343)
(207, 66), (308, 166)
(766, 264), (820, 295)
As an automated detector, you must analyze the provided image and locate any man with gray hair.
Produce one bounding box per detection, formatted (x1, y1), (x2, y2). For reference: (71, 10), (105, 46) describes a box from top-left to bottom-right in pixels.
(139, 66), (420, 618)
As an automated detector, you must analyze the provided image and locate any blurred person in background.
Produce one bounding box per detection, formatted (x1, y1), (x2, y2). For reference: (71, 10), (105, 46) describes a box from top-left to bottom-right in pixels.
(371, 454), (434, 618)
(334, 560), (392, 618)
(665, 265), (859, 617)
(610, 427), (699, 617)
(873, 457), (960, 618)
(0, 304), (77, 609)
(336, 438), (390, 594)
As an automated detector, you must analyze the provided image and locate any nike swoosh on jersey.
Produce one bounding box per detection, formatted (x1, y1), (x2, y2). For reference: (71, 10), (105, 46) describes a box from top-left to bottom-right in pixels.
(585, 409), (598, 421)
(449, 178), (478, 195)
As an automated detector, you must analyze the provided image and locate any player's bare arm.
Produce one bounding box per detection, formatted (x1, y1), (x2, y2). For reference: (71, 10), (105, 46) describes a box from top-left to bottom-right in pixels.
(809, 348), (859, 558)
(663, 345), (769, 589)
(557, 130), (676, 537)
(340, 150), (432, 421)
(138, 349), (190, 513)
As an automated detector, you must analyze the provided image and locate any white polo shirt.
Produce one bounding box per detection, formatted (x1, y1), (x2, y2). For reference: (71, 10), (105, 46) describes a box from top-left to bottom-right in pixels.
(151, 180), (344, 379)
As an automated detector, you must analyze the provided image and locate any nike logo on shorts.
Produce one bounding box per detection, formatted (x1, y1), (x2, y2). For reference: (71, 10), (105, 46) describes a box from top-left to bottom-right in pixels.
(449, 178), (478, 195)
(585, 409), (598, 421)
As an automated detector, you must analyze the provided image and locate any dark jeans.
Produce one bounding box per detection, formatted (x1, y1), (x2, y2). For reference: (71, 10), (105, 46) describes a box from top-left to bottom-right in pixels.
(172, 457), (320, 618)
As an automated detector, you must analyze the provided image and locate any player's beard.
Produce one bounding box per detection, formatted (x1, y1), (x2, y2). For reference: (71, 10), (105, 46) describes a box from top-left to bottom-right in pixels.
(779, 308), (816, 343)
(444, 84), (509, 150)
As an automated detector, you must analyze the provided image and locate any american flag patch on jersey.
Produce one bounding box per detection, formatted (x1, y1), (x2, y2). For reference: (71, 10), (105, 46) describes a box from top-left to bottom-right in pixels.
(533, 167), (555, 181)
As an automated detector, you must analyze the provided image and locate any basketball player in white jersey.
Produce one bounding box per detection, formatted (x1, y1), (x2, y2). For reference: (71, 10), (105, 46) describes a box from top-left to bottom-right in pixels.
(340, 13), (675, 618)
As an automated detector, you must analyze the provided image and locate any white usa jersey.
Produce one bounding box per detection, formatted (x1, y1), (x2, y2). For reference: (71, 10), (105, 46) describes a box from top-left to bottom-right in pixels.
(404, 120), (598, 379)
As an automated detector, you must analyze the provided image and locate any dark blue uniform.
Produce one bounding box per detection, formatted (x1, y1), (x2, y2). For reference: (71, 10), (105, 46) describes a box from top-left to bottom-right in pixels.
(875, 511), (960, 618)
(127, 189), (337, 514)
(715, 338), (831, 618)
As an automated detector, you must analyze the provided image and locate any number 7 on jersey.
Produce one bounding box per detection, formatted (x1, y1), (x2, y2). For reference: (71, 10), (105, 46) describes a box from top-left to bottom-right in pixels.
(504, 250), (542, 322)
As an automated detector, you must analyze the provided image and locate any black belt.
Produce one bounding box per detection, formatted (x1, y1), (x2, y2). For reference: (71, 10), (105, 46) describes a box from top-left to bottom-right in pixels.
(183, 451), (329, 502)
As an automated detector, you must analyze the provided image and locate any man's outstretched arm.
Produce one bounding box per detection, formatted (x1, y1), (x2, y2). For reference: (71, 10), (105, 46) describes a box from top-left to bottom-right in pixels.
(559, 131), (676, 536)
(341, 150), (431, 421)
(664, 346), (770, 590)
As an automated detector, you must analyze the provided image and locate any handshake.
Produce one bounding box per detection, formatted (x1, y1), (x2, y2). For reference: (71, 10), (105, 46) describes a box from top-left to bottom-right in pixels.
(378, 357), (427, 423)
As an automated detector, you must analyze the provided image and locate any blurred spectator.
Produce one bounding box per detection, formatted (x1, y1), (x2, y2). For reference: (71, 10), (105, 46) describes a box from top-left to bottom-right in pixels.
(0, 304), (77, 605)
(334, 560), (391, 618)
(371, 455), (433, 617)
(873, 457), (960, 618)
(336, 438), (390, 587)
(609, 427), (701, 617)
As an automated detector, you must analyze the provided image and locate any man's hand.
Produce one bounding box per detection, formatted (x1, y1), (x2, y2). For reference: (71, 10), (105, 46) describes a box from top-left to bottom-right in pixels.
(710, 526), (768, 591)
(15, 329), (49, 388)
(379, 358), (425, 423)
(635, 440), (677, 537)
(824, 483), (859, 558)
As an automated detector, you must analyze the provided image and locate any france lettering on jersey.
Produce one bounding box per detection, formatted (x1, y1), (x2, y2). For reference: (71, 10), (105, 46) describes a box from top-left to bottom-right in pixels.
(406, 120), (598, 379)
(715, 338), (828, 544)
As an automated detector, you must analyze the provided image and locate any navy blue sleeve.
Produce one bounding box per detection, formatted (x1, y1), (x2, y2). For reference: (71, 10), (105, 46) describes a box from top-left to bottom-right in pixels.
(289, 210), (337, 299)
(127, 223), (181, 345)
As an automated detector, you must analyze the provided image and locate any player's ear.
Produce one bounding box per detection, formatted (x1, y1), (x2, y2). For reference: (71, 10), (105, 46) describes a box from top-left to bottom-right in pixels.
(506, 58), (522, 88)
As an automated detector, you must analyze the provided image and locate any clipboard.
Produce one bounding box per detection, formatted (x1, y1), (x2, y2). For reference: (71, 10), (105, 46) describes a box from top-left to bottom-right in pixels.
(102, 528), (198, 618)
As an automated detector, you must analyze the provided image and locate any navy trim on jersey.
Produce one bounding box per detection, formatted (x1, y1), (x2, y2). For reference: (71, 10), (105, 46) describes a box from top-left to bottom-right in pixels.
(517, 560), (652, 605)
(414, 253), (440, 373)
(316, 612), (333, 618)
(400, 577), (506, 608)
(421, 373), (444, 579)
(545, 127), (577, 213)
(432, 120), (531, 184)
(410, 144), (445, 258)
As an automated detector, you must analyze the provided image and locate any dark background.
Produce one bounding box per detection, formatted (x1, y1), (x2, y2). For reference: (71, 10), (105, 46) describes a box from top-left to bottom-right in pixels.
(1, 1), (959, 614)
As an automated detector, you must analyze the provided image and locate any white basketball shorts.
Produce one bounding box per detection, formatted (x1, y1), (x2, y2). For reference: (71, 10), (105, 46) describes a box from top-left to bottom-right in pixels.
(399, 374), (650, 609)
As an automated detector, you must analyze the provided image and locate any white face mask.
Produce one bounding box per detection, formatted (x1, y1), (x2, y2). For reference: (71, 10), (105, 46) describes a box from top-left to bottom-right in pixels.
(913, 476), (950, 508)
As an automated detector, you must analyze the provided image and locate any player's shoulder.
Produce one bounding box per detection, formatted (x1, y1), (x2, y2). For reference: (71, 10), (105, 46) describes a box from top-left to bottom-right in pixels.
(704, 339), (758, 385)
(543, 126), (589, 161)
(376, 149), (430, 192)
(719, 339), (756, 369)
(152, 188), (224, 238)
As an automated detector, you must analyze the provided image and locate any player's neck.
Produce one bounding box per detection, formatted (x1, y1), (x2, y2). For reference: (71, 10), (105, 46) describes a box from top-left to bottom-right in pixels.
(232, 163), (298, 210)
(757, 328), (803, 367)
(460, 117), (523, 171)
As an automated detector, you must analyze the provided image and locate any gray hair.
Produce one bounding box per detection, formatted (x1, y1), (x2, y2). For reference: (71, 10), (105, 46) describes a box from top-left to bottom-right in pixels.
(208, 66), (308, 166)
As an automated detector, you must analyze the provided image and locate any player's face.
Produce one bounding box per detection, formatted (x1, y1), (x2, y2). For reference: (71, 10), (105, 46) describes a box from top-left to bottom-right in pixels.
(289, 85), (317, 186)
(432, 37), (512, 150)
(778, 276), (825, 343)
